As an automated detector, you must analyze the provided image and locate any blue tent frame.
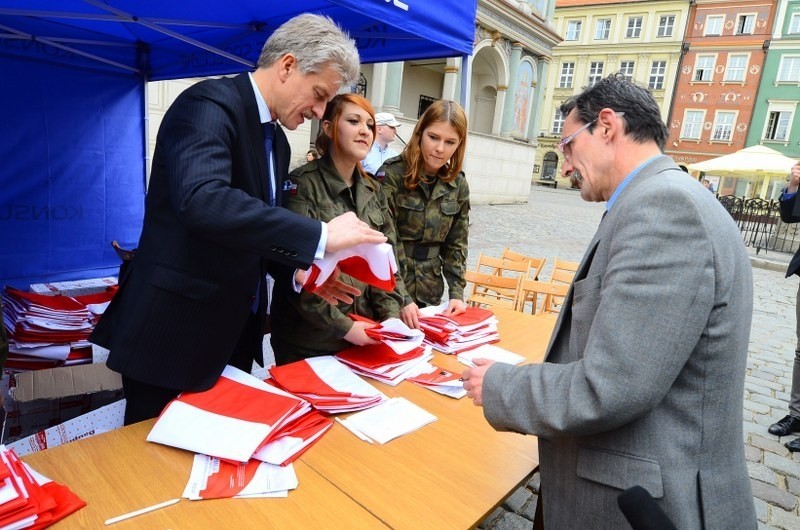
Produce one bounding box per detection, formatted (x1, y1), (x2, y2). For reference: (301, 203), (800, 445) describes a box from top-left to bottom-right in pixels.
(0, 0), (476, 287)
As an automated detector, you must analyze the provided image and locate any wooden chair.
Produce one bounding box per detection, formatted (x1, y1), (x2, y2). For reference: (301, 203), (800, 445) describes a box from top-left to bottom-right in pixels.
(553, 258), (579, 274)
(501, 248), (546, 280)
(500, 248), (547, 309)
(465, 270), (522, 310)
(545, 260), (578, 313)
(470, 253), (530, 301)
(517, 279), (570, 314)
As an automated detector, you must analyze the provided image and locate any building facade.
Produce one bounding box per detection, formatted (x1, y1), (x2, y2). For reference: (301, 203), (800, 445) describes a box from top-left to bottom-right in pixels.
(147, 1), (562, 204)
(538, 0), (690, 189)
(665, 0), (776, 196)
(746, 0), (800, 195)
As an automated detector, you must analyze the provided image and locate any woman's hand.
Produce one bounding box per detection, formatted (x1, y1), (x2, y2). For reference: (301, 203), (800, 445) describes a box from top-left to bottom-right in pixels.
(343, 321), (380, 346)
(400, 302), (422, 329)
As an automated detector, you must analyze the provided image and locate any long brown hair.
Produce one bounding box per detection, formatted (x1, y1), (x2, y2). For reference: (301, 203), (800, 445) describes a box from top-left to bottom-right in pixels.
(315, 93), (376, 180)
(402, 100), (467, 190)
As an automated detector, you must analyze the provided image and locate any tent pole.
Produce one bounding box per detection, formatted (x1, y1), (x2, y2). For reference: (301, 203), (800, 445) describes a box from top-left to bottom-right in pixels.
(0, 22), (139, 73)
(84, 0), (254, 69)
(460, 53), (471, 115)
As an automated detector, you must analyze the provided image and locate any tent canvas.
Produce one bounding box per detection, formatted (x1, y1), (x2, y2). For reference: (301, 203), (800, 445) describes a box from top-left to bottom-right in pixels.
(0, 0), (477, 288)
(687, 145), (797, 180)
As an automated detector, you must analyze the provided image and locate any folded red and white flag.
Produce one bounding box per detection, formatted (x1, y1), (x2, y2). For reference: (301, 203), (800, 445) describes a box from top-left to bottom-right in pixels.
(147, 366), (310, 463)
(303, 242), (397, 292)
(252, 411), (333, 466)
(348, 315), (424, 354)
(269, 356), (385, 413)
(0, 446), (86, 529)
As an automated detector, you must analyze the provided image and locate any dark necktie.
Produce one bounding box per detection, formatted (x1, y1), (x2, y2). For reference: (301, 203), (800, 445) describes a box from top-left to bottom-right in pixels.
(252, 122), (277, 315)
(263, 122), (276, 206)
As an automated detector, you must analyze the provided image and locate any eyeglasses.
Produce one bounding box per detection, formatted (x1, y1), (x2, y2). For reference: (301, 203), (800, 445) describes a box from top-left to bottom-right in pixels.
(557, 119), (596, 161)
(558, 112), (625, 161)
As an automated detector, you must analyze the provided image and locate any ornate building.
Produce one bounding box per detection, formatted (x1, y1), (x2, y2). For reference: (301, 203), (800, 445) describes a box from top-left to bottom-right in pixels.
(744, 0), (800, 199)
(665, 0), (777, 196)
(540, 0), (690, 189)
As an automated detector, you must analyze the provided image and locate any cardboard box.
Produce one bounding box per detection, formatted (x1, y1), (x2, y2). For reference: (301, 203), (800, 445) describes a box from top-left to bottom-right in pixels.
(29, 277), (118, 297)
(2, 363), (123, 443)
(8, 399), (126, 457)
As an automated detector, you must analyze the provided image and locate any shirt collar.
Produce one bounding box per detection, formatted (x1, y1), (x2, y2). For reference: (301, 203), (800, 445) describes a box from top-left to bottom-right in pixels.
(606, 155), (663, 212)
(248, 72), (273, 124)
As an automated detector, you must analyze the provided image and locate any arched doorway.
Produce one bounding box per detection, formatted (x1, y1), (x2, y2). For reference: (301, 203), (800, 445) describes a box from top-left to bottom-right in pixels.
(469, 44), (507, 135)
(542, 151), (559, 180)
(473, 85), (497, 134)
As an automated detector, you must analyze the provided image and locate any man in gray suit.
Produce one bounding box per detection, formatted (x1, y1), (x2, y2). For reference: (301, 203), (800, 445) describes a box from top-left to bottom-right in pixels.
(462, 73), (756, 528)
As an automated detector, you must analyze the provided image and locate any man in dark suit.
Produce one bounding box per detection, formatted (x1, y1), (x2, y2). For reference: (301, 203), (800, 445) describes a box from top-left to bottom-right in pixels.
(91, 14), (386, 424)
(462, 74), (756, 528)
(772, 161), (800, 451)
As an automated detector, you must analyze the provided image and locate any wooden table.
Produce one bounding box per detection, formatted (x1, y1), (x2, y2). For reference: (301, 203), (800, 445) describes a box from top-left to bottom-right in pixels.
(302, 307), (556, 529)
(22, 421), (390, 529)
(22, 307), (556, 529)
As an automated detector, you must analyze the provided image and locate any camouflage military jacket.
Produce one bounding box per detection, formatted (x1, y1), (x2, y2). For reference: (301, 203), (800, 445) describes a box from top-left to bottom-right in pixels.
(378, 155), (469, 307)
(270, 157), (403, 358)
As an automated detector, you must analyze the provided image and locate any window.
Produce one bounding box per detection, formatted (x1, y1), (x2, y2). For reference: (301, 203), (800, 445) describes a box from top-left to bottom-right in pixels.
(790, 14), (800, 34)
(649, 61), (666, 89)
(778, 56), (800, 83)
(588, 61), (604, 85)
(694, 55), (715, 82)
(595, 19), (611, 40)
(417, 95), (436, 119)
(705, 15), (724, 36)
(712, 112), (736, 141)
(658, 15), (675, 37)
(626, 17), (643, 38)
(559, 62), (575, 88)
(765, 111), (792, 141)
(681, 110), (704, 139)
(566, 20), (582, 41)
(724, 54), (747, 82)
(620, 61), (635, 80)
(736, 14), (755, 35)
(552, 110), (565, 135)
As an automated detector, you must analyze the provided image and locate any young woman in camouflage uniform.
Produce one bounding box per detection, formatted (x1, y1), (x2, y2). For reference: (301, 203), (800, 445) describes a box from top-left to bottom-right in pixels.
(270, 94), (403, 364)
(377, 100), (469, 329)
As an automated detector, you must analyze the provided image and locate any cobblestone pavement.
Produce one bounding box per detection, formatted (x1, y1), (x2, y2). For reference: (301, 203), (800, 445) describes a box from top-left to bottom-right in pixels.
(474, 186), (800, 530)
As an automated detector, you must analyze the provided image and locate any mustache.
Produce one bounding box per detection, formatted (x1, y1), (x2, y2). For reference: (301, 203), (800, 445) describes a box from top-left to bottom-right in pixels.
(569, 170), (583, 188)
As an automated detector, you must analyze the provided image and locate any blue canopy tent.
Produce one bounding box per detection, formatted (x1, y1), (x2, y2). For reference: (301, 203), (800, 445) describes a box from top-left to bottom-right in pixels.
(0, 0), (477, 288)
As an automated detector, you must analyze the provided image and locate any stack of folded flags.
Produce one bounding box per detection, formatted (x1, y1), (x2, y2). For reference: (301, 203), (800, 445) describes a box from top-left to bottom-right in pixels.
(147, 366), (332, 468)
(335, 342), (432, 386)
(0, 445), (86, 528)
(1, 287), (115, 370)
(418, 306), (499, 354)
(268, 356), (386, 413)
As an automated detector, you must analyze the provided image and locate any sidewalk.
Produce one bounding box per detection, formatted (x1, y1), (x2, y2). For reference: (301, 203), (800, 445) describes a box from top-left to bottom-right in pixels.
(474, 186), (800, 530)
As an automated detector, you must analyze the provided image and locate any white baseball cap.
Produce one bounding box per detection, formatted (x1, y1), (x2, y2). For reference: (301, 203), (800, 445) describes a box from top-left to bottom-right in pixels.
(375, 112), (401, 128)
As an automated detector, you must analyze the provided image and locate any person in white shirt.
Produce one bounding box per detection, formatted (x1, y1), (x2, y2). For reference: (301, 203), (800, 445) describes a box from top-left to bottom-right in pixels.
(362, 112), (400, 174)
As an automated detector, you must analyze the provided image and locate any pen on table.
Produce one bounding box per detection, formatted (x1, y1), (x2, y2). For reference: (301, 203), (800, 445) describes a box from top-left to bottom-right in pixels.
(334, 417), (373, 444)
(104, 498), (181, 525)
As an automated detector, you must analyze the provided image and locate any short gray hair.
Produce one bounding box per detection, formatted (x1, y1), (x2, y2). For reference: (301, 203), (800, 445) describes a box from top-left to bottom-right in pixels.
(257, 13), (360, 86)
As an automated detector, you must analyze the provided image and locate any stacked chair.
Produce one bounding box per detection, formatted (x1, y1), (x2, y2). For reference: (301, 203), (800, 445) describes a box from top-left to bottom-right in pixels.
(464, 249), (579, 315)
